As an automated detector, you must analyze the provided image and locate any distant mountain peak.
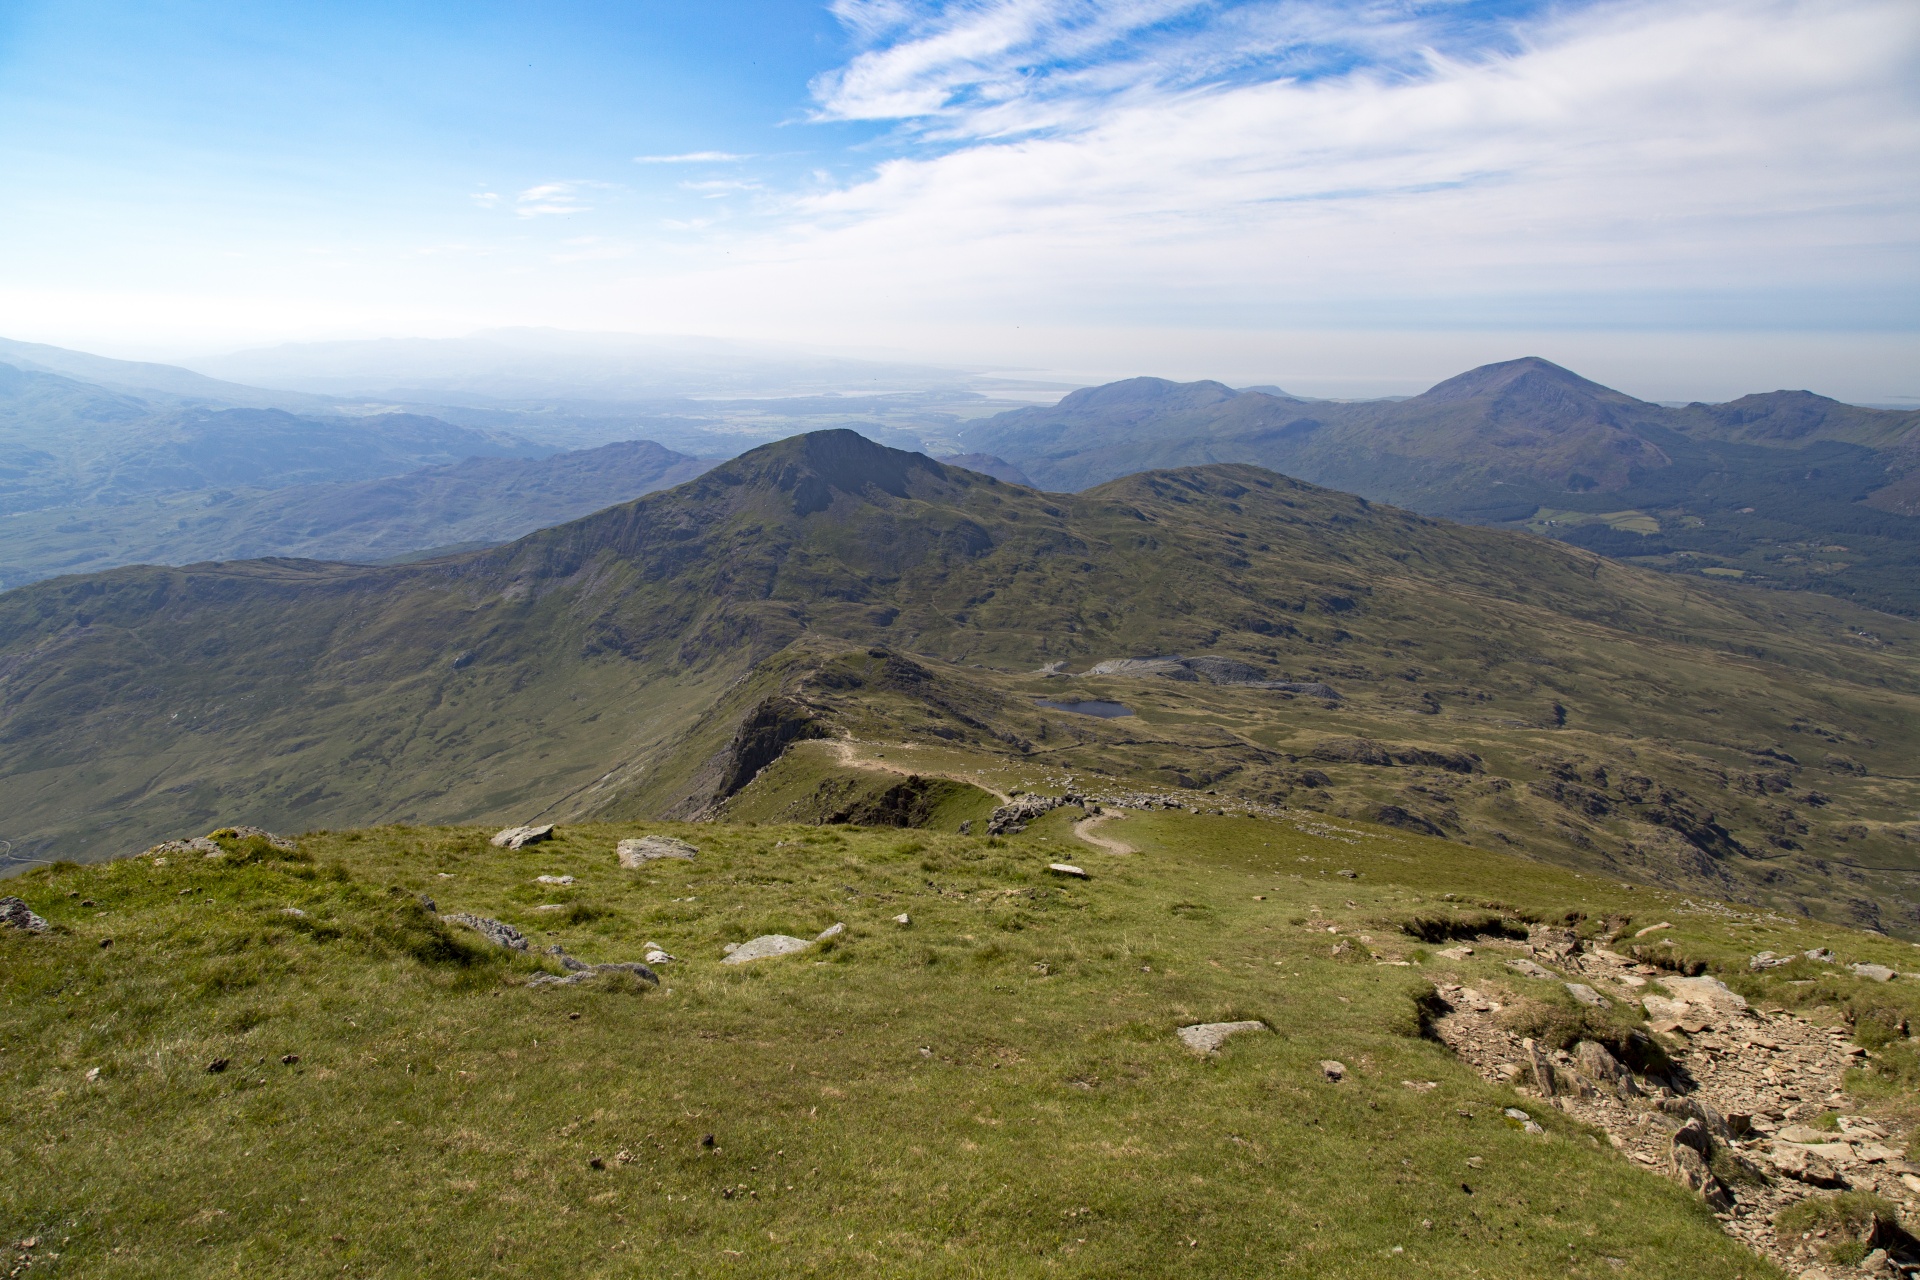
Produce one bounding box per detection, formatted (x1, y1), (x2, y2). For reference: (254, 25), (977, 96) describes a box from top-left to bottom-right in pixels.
(703, 429), (960, 515)
(1054, 377), (1242, 416)
(1416, 357), (1642, 407)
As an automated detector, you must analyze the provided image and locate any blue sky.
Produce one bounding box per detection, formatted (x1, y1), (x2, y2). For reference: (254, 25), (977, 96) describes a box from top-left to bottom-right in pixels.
(1, 0), (1916, 398)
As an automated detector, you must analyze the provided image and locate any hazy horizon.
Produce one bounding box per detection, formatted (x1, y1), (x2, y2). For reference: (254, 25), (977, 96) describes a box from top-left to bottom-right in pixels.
(2, 0), (1915, 404)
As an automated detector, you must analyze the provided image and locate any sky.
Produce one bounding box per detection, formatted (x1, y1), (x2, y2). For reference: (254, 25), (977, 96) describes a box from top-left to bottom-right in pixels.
(0, 0), (1917, 400)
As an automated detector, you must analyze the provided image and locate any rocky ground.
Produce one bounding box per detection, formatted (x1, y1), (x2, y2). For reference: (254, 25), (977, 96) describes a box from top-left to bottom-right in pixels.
(1430, 930), (1916, 1278)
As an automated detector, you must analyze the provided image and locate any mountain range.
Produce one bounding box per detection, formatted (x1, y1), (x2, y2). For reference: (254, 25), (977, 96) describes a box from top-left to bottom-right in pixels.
(3, 430), (1915, 935)
(960, 358), (1920, 614)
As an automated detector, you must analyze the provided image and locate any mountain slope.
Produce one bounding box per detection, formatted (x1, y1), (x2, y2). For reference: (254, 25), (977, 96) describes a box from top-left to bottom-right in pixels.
(0, 335), (338, 409)
(0, 362), (539, 514)
(962, 359), (1920, 613)
(14, 807), (1909, 1276)
(0, 439), (714, 587)
(2, 431), (1916, 931)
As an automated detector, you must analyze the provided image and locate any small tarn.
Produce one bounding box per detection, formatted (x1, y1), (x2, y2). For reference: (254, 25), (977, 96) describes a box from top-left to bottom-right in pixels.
(1035, 699), (1134, 719)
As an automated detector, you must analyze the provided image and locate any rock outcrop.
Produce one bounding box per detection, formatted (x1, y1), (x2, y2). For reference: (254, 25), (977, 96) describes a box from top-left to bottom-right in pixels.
(490, 825), (554, 850)
(617, 835), (698, 867)
(0, 896), (49, 932)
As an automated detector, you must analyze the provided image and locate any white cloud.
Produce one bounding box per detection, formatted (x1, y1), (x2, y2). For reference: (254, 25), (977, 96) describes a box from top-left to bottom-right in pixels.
(515, 182), (594, 217)
(633, 151), (752, 163)
(733, 0), (1920, 321)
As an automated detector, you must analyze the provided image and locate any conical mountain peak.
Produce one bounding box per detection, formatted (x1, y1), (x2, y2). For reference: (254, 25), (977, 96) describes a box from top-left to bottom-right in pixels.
(1415, 356), (1642, 407)
(694, 429), (971, 515)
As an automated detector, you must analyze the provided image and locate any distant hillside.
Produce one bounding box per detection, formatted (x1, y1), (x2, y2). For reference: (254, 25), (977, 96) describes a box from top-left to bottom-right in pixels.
(0, 335), (338, 410)
(3, 431), (1916, 933)
(0, 361), (539, 514)
(0, 439), (713, 587)
(961, 359), (1920, 615)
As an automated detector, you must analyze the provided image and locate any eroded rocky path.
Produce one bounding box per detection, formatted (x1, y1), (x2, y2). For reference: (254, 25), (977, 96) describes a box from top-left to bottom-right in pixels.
(1430, 931), (1917, 1278)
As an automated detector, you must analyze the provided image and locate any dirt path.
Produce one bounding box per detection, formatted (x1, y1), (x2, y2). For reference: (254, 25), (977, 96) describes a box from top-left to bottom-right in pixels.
(818, 739), (1012, 803)
(1074, 812), (1135, 854)
(1427, 934), (1911, 1275)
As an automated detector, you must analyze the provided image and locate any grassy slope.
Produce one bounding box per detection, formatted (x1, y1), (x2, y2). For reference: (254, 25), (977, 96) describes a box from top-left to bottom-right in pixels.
(9, 810), (1918, 1277)
(3, 435), (1918, 931)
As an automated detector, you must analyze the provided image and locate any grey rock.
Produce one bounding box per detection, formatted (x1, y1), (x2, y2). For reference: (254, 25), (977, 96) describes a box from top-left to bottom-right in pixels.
(1564, 982), (1610, 1009)
(1670, 1132), (1732, 1209)
(1175, 1021), (1266, 1054)
(529, 961), (659, 988)
(988, 793), (1067, 836)
(1661, 975), (1749, 1016)
(1572, 1040), (1631, 1090)
(721, 935), (814, 965)
(0, 897), (49, 932)
(644, 950), (675, 965)
(443, 913), (529, 951)
(1320, 1059), (1346, 1081)
(817, 922), (846, 940)
(617, 835), (698, 867)
(535, 875), (575, 885)
(1508, 958), (1557, 980)
(893, 913), (911, 926)
(1804, 947), (1835, 962)
(1749, 951), (1794, 970)
(1852, 963), (1897, 982)
(490, 824), (553, 850)
(1047, 863), (1088, 878)
(1767, 1142), (1845, 1186)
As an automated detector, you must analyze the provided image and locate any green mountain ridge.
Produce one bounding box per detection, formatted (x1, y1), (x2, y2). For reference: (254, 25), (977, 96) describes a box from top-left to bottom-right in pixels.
(961, 358), (1920, 614)
(3, 431), (1917, 935)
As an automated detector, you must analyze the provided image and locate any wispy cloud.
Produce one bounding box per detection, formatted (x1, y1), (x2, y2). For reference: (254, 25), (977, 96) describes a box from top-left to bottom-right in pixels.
(514, 182), (595, 217)
(739, 0), (1919, 323)
(633, 150), (751, 164)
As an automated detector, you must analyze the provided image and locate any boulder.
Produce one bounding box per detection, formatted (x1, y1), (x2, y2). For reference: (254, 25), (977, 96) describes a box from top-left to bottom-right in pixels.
(1175, 1021), (1267, 1055)
(1659, 975), (1749, 1018)
(1508, 958), (1557, 980)
(616, 835), (697, 867)
(1320, 1060), (1347, 1082)
(1852, 963), (1897, 982)
(443, 913), (529, 951)
(1670, 1134), (1732, 1209)
(1572, 1040), (1633, 1093)
(490, 825), (553, 850)
(0, 897), (49, 932)
(1564, 983), (1609, 1009)
(721, 935), (814, 965)
(817, 923), (846, 940)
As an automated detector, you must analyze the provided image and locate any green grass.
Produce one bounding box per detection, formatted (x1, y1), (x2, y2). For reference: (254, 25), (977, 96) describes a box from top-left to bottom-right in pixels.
(18, 806), (1914, 1277)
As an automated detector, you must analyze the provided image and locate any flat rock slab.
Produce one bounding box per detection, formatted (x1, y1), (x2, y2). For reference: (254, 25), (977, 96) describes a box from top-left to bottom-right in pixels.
(1565, 982), (1610, 1008)
(535, 875), (574, 885)
(1047, 863), (1088, 878)
(618, 836), (698, 867)
(0, 897), (49, 932)
(1662, 975), (1749, 1014)
(722, 935), (814, 965)
(1852, 963), (1897, 982)
(491, 825), (554, 850)
(1177, 1021), (1267, 1054)
(1507, 958), (1556, 980)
